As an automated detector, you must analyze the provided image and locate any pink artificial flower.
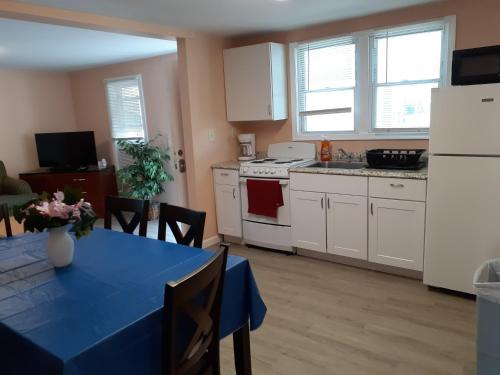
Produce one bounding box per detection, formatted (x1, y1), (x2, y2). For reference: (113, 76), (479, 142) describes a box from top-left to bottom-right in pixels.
(35, 201), (50, 216)
(53, 191), (65, 202)
(47, 201), (67, 219)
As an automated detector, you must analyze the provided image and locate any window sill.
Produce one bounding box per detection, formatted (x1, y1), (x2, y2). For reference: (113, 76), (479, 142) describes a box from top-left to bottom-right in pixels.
(292, 132), (429, 141)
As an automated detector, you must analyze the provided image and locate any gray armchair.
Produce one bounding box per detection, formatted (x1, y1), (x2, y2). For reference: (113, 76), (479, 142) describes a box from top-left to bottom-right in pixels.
(0, 161), (37, 214)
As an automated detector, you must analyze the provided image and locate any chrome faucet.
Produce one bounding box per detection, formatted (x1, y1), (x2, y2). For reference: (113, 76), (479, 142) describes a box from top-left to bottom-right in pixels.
(337, 148), (351, 160)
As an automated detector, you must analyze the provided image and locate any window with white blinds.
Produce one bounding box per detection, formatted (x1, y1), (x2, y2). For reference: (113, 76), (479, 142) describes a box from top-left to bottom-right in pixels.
(372, 25), (445, 130)
(105, 75), (147, 169)
(291, 17), (454, 140)
(296, 37), (356, 133)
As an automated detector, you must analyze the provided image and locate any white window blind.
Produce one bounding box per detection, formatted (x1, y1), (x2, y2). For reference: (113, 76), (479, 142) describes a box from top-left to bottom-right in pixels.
(105, 75), (147, 169)
(296, 36), (356, 133)
(372, 24), (445, 130)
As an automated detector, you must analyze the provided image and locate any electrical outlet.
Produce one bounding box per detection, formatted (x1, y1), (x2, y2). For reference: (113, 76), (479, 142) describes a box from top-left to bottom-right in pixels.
(208, 129), (216, 142)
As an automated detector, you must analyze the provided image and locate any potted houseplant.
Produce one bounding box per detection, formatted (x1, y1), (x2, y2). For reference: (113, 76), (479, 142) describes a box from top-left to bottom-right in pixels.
(116, 135), (173, 219)
(14, 187), (96, 267)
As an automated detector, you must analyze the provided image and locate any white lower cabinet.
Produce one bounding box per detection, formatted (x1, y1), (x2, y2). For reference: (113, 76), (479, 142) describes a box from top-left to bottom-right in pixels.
(213, 169), (242, 237)
(290, 173), (427, 272)
(290, 173), (368, 257)
(327, 194), (368, 260)
(290, 190), (326, 253)
(368, 198), (425, 271)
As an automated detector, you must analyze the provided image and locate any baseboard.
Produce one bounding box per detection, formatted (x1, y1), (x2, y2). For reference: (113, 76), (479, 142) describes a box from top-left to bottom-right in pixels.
(220, 235), (245, 246)
(297, 248), (423, 280)
(202, 235), (221, 248)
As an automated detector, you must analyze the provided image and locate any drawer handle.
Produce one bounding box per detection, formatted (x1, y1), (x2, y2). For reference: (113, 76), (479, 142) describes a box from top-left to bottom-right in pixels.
(82, 191), (88, 194)
(370, 202), (374, 215)
(220, 173), (229, 177)
(73, 178), (86, 182)
(390, 183), (405, 188)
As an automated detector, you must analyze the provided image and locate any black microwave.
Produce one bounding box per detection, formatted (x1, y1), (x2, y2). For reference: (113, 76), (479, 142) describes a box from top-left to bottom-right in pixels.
(452, 45), (500, 86)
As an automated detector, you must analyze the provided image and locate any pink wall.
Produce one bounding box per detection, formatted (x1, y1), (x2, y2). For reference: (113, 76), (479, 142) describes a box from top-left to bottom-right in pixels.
(0, 69), (76, 177)
(178, 36), (239, 241)
(69, 54), (180, 161)
(228, 0), (500, 154)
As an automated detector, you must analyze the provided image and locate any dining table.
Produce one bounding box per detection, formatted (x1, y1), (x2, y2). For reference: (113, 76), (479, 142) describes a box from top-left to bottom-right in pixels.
(0, 228), (267, 375)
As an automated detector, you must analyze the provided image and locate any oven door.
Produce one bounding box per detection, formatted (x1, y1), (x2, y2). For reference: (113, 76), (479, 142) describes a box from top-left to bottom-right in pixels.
(240, 177), (291, 226)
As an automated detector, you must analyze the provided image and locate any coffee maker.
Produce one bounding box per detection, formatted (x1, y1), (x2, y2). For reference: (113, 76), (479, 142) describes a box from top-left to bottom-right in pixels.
(238, 133), (256, 161)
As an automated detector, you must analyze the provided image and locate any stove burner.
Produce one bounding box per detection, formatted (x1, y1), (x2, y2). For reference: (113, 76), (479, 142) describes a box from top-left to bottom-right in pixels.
(274, 158), (303, 164)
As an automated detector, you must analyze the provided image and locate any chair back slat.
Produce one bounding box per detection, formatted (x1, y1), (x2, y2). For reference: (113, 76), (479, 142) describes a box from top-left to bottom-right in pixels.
(158, 204), (206, 248)
(104, 196), (149, 237)
(163, 244), (229, 375)
(0, 204), (12, 238)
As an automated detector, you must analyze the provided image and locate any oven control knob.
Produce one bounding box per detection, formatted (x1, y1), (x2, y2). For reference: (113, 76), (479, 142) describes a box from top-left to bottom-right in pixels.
(259, 169), (264, 174)
(242, 167), (249, 173)
(270, 170), (275, 175)
(265, 168), (270, 174)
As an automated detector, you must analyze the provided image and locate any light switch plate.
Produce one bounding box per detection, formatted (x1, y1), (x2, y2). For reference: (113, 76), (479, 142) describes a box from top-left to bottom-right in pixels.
(208, 129), (216, 141)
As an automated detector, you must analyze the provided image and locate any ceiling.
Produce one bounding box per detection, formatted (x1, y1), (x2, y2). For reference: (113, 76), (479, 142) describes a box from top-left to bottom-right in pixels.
(16, 0), (441, 36)
(0, 18), (177, 71)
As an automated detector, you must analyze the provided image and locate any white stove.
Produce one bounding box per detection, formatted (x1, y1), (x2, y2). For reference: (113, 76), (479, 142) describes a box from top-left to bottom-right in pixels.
(239, 142), (315, 178)
(239, 142), (316, 253)
(240, 157), (312, 178)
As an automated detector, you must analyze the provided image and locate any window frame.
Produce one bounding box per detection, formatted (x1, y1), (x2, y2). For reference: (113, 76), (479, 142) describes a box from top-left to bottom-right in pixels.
(104, 74), (149, 169)
(291, 16), (456, 141)
(295, 36), (358, 135)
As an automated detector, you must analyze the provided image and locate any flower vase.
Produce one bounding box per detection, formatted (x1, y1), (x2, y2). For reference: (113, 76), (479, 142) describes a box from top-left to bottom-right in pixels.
(47, 226), (74, 267)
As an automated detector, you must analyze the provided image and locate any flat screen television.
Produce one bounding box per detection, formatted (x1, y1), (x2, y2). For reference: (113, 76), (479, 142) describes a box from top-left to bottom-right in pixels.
(35, 131), (98, 171)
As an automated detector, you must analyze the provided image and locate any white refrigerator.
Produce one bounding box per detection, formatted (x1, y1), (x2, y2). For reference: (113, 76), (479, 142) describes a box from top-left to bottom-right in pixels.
(424, 84), (500, 294)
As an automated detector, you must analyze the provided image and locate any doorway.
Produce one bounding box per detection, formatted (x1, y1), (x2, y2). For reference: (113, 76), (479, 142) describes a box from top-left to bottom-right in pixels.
(0, 17), (188, 209)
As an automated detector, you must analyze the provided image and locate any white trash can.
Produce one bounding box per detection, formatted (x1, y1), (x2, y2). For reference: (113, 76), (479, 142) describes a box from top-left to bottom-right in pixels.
(474, 259), (500, 375)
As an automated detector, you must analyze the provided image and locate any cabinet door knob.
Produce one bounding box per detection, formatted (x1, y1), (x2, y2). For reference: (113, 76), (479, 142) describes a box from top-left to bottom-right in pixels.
(327, 197), (330, 210)
(233, 188), (236, 199)
(390, 183), (404, 188)
(370, 202), (374, 215)
(321, 197), (324, 209)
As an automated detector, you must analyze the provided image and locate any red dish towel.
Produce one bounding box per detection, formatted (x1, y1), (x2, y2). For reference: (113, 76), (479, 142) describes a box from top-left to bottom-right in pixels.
(247, 179), (284, 218)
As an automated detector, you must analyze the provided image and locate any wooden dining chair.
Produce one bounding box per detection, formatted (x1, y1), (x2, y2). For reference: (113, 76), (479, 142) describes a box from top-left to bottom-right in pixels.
(0, 204), (12, 238)
(104, 196), (149, 237)
(163, 244), (229, 375)
(158, 203), (206, 248)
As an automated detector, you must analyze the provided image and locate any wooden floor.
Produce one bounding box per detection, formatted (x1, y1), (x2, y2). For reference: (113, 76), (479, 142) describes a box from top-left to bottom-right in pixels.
(218, 244), (476, 375)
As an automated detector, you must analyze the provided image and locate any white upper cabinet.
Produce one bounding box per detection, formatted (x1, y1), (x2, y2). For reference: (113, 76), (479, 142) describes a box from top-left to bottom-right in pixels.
(223, 43), (287, 121)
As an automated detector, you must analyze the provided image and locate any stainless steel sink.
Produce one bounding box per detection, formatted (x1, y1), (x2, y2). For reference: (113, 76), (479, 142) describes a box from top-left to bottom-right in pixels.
(306, 161), (367, 169)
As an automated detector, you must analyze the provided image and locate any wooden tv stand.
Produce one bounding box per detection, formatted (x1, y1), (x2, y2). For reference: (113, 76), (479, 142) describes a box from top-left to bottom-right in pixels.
(19, 166), (118, 218)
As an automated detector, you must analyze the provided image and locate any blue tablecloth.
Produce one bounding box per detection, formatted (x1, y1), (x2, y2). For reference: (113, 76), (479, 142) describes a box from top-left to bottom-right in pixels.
(0, 228), (266, 375)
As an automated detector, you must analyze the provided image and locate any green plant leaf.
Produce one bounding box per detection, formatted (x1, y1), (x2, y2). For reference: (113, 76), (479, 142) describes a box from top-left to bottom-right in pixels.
(116, 134), (174, 200)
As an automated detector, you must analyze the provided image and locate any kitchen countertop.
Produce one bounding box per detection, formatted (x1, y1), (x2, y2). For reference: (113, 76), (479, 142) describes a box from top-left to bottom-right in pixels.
(211, 160), (241, 170)
(211, 160), (427, 179)
(290, 165), (428, 180)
